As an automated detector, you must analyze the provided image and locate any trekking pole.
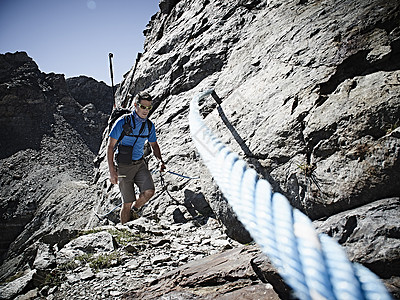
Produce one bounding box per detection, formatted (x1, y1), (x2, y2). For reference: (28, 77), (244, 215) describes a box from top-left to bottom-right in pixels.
(109, 52), (116, 107)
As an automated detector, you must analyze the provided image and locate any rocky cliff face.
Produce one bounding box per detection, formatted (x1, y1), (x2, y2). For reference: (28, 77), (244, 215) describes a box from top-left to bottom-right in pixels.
(66, 76), (114, 115)
(96, 0), (399, 296)
(0, 52), (109, 280)
(1, 0), (400, 298)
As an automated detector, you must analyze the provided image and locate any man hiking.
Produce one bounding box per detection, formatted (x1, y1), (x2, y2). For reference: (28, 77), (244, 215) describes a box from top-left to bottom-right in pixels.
(107, 91), (165, 224)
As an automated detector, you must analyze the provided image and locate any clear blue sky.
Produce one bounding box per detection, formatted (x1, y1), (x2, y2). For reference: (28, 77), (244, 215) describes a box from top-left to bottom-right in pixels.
(0, 0), (159, 85)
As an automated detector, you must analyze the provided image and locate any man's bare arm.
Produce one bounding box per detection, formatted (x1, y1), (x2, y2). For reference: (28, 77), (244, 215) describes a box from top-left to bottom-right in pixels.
(149, 141), (166, 171)
(107, 137), (118, 184)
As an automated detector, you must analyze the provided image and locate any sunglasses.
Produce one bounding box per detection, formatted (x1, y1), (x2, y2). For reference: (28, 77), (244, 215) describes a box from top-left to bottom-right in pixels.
(137, 103), (152, 110)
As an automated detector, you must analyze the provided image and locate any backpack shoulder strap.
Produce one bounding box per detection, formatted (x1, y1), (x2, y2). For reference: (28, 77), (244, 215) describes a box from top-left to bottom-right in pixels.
(113, 114), (134, 152)
(123, 114), (135, 132)
(138, 120), (147, 135)
(146, 119), (153, 136)
(131, 119), (152, 138)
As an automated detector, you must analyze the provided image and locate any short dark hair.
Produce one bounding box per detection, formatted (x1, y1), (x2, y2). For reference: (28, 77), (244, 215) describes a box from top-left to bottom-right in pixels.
(134, 91), (153, 103)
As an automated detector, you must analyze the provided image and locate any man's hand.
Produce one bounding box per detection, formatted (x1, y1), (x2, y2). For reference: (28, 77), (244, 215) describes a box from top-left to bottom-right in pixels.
(160, 161), (166, 173)
(149, 141), (165, 172)
(109, 166), (118, 184)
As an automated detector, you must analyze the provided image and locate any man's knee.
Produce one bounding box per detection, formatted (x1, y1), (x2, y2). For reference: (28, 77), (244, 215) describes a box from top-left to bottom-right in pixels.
(122, 202), (132, 209)
(143, 189), (155, 199)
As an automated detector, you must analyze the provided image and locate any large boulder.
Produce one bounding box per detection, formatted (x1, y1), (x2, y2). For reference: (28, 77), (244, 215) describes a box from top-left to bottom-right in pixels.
(127, 245), (286, 300)
(315, 197), (400, 297)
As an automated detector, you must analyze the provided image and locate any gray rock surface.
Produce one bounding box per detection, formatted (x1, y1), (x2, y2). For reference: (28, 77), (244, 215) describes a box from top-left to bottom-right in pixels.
(1, 0), (400, 298)
(103, 0), (399, 296)
(4, 218), (253, 299)
(66, 76), (114, 115)
(0, 51), (107, 281)
(315, 197), (400, 296)
(0, 270), (36, 300)
(129, 245), (283, 300)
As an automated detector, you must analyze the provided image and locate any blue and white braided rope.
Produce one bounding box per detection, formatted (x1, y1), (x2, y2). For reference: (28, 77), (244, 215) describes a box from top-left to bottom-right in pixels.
(188, 90), (391, 300)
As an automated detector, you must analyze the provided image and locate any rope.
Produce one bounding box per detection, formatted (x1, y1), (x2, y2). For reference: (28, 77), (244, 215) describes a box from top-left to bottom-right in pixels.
(165, 170), (200, 180)
(152, 168), (200, 180)
(189, 89), (391, 300)
(94, 202), (122, 219)
(159, 171), (180, 205)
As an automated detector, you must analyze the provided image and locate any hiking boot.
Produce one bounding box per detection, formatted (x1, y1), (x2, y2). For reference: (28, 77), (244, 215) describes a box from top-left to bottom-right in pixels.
(130, 207), (141, 221)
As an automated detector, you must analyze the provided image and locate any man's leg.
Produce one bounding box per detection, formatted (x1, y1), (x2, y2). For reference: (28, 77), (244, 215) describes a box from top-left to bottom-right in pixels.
(133, 161), (155, 210)
(120, 202), (133, 224)
(117, 163), (137, 224)
(132, 189), (155, 210)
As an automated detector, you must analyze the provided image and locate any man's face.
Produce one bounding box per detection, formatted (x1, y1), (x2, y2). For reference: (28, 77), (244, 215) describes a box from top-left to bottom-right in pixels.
(135, 100), (152, 119)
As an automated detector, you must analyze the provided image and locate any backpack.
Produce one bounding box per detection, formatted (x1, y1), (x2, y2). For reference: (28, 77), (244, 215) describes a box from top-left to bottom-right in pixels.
(108, 108), (132, 131)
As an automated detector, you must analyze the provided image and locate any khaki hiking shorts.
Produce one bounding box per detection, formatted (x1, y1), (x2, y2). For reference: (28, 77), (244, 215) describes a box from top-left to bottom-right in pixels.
(117, 159), (155, 203)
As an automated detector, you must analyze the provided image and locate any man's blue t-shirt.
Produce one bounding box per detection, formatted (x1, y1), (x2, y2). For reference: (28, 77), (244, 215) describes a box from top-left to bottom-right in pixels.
(109, 112), (157, 160)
